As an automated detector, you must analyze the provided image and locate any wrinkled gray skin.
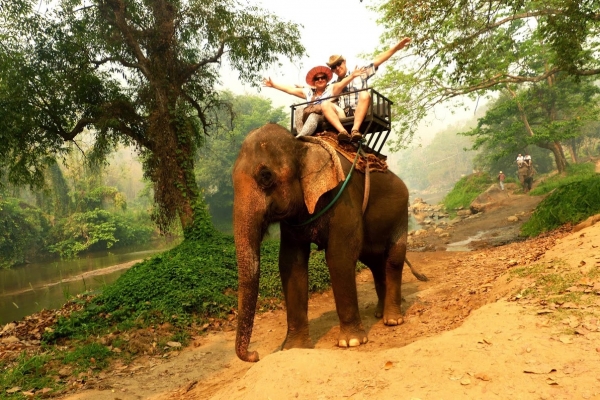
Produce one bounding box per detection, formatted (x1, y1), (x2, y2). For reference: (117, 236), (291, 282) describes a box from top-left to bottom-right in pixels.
(232, 123), (410, 362)
(518, 164), (535, 193)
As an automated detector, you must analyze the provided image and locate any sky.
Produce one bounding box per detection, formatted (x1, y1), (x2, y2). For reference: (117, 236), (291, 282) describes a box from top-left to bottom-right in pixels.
(217, 0), (482, 150)
(219, 0), (386, 109)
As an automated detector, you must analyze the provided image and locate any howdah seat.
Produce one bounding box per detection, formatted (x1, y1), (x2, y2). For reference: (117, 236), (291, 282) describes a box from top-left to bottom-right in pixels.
(290, 88), (393, 156)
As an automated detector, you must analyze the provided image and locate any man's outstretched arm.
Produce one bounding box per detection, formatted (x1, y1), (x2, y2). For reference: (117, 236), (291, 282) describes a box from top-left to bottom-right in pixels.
(373, 37), (411, 68)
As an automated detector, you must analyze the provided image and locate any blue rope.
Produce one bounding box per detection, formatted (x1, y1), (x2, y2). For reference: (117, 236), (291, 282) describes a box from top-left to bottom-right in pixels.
(291, 142), (362, 227)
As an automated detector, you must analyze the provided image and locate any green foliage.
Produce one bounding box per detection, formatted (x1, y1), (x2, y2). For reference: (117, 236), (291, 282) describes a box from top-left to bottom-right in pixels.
(46, 232), (333, 340)
(0, 351), (57, 397)
(521, 174), (600, 237)
(60, 342), (112, 372)
(472, 143), (555, 181)
(0, 198), (50, 268)
(442, 172), (494, 210)
(47, 209), (154, 259)
(196, 93), (287, 232)
(371, 0), (600, 148)
(1, 0), (305, 232)
(460, 77), (600, 171)
(529, 163), (597, 196)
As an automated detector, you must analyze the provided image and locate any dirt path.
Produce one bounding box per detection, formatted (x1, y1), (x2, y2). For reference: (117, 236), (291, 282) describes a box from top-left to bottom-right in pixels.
(59, 192), (600, 400)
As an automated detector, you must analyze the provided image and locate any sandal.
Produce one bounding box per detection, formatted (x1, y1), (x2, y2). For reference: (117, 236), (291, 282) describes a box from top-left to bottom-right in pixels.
(350, 129), (363, 142)
(337, 130), (351, 143)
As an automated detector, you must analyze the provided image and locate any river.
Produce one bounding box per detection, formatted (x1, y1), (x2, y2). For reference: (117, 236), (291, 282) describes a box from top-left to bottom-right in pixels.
(0, 239), (179, 325)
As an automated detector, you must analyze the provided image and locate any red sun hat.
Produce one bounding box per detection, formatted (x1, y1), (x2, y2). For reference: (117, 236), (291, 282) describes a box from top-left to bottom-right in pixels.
(305, 66), (333, 86)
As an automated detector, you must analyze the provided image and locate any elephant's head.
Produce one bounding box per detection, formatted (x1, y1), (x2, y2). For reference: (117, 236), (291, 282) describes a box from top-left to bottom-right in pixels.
(232, 123), (344, 362)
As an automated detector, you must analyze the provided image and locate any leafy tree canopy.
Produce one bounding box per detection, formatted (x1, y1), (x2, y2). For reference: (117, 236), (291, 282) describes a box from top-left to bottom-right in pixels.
(461, 75), (600, 171)
(0, 0), (304, 232)
(372, 0), (600, 150)
(195, 92), (287, 231)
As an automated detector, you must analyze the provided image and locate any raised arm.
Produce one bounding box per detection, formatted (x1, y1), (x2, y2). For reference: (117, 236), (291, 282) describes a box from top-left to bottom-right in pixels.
(331, 66), (366, 96)
(262, 77), (305, 99)
(373, 37), (411, 68)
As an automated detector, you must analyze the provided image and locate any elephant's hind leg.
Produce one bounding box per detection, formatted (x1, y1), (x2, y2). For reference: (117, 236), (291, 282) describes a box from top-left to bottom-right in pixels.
(382, 239), (407, 326)
(362, 255), (386, 319)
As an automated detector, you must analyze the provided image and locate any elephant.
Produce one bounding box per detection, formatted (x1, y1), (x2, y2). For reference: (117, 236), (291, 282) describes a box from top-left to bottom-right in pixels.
(232, 123), (419, 362)
(518, 163), (535, 193)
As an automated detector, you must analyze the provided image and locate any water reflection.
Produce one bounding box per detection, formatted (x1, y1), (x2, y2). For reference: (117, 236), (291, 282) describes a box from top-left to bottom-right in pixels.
(0, 240), (179, 324)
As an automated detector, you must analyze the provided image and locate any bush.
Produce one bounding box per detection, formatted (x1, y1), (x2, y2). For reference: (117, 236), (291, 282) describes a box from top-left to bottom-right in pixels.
(0, 198), (50, 268)
(46, 233), (332, 340)
(442, 172), (494, 210)
(521, 175), (600, 237)
(48, 209), (155, 258)
(529, 162), (596, 196)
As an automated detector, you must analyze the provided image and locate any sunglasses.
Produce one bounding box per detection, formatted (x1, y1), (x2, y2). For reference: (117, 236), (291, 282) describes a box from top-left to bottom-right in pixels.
(330, 61), (343, 70)
(313, 75), (328, 82)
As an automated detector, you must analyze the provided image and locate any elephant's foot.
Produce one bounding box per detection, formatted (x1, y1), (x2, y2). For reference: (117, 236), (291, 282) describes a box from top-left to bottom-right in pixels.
(281, 329), (313, 350)
(374, 301), (384, 319)
(337, 325), (368, 348)
(383, 316), (404, 326)
(383, 303), (404, 326)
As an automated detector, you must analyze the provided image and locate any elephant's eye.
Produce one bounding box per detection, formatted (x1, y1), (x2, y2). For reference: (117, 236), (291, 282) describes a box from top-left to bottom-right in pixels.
(256, 166), (275, 189)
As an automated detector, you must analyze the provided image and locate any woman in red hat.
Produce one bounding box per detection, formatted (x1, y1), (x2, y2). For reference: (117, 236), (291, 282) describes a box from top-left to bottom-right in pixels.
(263, 66), (342, 137)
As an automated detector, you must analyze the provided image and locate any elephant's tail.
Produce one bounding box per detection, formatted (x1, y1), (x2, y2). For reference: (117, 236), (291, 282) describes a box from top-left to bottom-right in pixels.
(406, 258), (428, 281)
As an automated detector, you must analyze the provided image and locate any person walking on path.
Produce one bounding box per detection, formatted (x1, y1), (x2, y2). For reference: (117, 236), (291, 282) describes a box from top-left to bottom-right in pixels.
(321, 37), (412, 143)
(497, 171), (506, 191)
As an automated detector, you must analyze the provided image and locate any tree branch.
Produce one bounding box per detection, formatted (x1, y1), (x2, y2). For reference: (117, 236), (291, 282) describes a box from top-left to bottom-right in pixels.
(91, 56), (141, 69)
(106, 0), (151, 78)
(182, 92), (210, 136)
(182, 40), (226, 82)
(504, 84), (535, 138)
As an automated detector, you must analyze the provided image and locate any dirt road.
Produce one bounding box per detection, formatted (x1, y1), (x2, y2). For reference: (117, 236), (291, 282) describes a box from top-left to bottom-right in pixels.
(60, 192), (600, 400)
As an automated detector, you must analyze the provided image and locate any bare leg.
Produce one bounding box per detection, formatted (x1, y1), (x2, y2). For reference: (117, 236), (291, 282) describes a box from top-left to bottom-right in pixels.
(351, 91), (371, 133)
(321, 101), (347, 134)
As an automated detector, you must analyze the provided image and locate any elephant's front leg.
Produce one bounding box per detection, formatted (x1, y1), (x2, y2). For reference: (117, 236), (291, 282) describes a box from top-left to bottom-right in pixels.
(325, 241), (368, 348)
(279, 232), (312, 350)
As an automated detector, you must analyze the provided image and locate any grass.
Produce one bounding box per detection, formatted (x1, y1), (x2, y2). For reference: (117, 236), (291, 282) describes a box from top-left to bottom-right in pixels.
(44, 234), (334, 343)
(521, 174), (600, 237)
(529, 162), (597, 195)
(0, 352), (57, 397)
(509, 260), (599, 310)
(442, 172), (494, 211)
(0, 343), (116, 398)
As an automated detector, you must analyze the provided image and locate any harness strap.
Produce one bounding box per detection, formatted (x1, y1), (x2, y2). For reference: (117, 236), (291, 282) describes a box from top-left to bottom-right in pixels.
(291, 142), (362, 227)
(359, 147), (370, 214)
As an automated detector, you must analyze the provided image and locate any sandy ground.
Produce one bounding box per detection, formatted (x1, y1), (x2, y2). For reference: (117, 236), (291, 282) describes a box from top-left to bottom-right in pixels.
(58, 191), (600, 400)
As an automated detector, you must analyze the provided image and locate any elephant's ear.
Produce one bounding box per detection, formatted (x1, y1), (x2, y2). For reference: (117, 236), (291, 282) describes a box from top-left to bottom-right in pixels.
(298, 137), (345, 214)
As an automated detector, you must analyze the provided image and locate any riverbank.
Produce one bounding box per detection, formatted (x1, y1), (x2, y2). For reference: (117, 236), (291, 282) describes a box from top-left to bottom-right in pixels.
(0, 240), (179, 324)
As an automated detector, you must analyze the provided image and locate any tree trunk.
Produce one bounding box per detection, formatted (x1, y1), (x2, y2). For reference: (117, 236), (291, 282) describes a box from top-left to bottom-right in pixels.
(146, 88), (199, 232)
(539, 141), (568, 173)
(567, 139), (578, 164)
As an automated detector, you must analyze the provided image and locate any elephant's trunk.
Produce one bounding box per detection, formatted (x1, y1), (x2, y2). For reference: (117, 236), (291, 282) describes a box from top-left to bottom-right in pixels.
(233, 188), (266, 362)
